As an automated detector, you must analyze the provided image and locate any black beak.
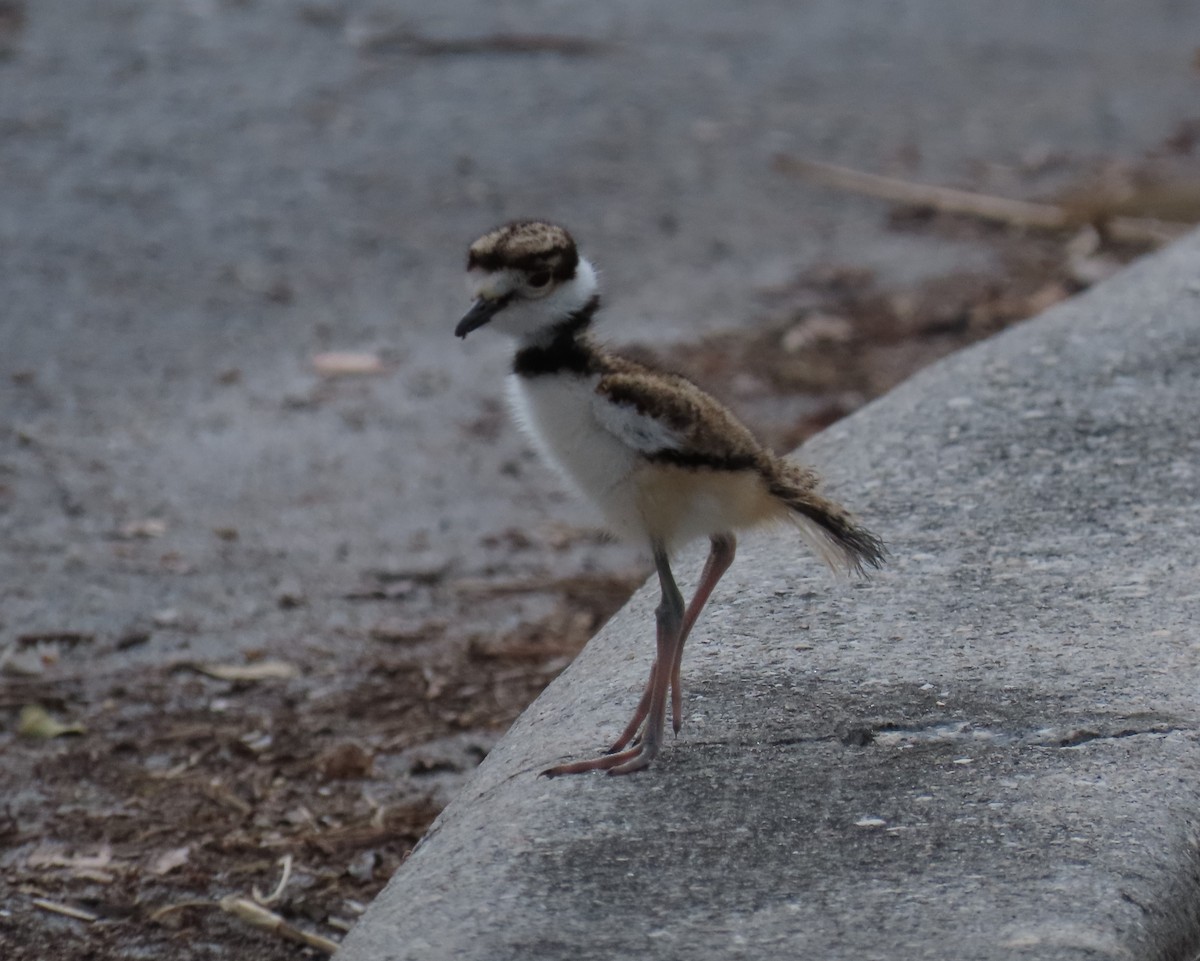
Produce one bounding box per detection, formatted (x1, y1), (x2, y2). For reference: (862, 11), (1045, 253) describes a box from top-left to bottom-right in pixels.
(455, 294), (510, 339)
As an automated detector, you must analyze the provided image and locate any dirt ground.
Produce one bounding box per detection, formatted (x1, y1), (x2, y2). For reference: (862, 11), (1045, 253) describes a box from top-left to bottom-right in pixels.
(4, 172), (1197, 958)
(0, 563), (641, 960)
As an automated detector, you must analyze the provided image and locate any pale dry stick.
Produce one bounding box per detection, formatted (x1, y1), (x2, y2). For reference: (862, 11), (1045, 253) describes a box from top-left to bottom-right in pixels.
(251, 853), (294, 905)
(151, 896), (339, 955)
(219, 896), (340, 955)
(361, 788), (388, 830)
(31, 898), (100, 923)
(773, 155), (1189, 247)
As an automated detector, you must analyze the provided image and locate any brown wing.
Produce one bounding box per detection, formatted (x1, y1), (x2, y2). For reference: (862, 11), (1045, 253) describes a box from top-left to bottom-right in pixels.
(592, 362), (770, 472)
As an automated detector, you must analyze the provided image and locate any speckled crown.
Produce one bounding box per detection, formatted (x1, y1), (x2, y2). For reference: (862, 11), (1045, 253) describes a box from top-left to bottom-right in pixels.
(467, 220), (579, 281)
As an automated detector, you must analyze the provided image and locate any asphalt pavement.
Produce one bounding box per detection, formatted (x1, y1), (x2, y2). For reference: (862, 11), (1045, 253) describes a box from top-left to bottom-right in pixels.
(3, 2), (1199, 667)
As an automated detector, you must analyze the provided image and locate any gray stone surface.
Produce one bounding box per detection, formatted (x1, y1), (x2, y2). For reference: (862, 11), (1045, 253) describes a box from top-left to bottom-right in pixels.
(336, 234), (1200, 960)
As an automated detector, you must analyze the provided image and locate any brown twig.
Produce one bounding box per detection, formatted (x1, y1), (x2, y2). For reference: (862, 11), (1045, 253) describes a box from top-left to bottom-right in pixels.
(359, 30), (607, 57)
(773, 155), (1190, 246)
(16, 631), (95, 646)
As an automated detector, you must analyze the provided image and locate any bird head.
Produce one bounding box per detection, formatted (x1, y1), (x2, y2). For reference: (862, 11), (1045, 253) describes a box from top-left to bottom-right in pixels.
(456, 221), (598, 343)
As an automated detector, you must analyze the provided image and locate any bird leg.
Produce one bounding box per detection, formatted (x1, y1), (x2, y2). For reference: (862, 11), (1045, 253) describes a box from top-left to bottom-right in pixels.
(670, 531), (735, 734)
(606, 532), (737, 753)
(542, 543), (684, 777)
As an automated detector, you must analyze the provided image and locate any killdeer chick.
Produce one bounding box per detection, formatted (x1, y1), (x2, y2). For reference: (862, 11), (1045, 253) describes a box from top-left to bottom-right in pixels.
(456, 220), (884, 776)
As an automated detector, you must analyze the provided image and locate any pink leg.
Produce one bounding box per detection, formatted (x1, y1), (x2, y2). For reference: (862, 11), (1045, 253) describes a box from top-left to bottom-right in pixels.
(606, 533), (738, 753)
(670, 532), (736, 734)
(606, 665), (655, 755)
(542, 543), (684, 777)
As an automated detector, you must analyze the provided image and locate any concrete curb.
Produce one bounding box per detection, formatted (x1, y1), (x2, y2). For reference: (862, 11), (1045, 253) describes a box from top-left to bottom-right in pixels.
(337, 230), (1200, 960)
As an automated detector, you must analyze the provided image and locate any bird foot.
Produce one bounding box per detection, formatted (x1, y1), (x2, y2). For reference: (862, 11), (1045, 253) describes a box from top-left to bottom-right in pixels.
(541, 742), (658, 777)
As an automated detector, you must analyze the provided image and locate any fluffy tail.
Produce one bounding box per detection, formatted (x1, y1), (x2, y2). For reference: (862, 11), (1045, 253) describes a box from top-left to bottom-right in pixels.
(766, 462), (886, 576)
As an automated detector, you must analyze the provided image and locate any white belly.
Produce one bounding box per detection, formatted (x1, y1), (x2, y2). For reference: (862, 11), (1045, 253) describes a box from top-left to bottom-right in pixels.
(506, 373), (645, 540)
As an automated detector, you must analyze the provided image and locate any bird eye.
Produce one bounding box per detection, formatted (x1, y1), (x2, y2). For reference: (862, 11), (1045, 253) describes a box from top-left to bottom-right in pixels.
(526, 270), (552, 289)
